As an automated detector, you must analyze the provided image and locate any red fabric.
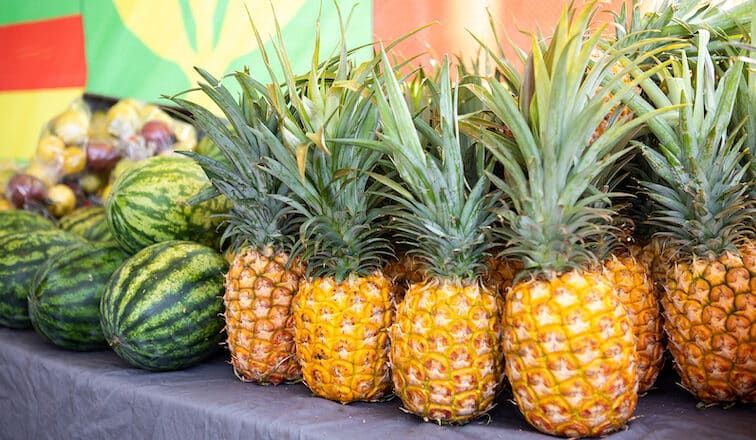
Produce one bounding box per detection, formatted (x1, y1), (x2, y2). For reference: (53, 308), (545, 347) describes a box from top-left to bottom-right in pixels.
(0, 15), (87, 91)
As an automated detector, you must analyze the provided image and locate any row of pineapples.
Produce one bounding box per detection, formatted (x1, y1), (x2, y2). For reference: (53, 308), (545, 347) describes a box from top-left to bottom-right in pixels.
(170, 1), (754, 437)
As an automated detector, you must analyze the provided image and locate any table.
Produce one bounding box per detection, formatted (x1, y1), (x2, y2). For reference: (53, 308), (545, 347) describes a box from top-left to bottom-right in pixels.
(1, 328), (753, 440)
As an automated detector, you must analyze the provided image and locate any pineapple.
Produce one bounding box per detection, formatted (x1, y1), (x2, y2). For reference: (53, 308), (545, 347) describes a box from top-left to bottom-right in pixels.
(614, 0), (754, 60)
(636, 237), (675, 299)
(467, 3), (677, 436)
(171, 70), (303, 385)
(357, 55), (505, 424)
(604, 249), (665, 392)
(633, 31), (755, 403)
(246, 9), (394, 404)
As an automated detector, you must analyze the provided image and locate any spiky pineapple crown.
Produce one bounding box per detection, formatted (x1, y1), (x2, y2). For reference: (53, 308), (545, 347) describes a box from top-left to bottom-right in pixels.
(347, 54), (497, 281)
(466, 1), (675, 277)
(237, 5), (395, 281)
(170, 68), (293, 255)
(634, 30), (755, 257)
(613, 0), (753, 55)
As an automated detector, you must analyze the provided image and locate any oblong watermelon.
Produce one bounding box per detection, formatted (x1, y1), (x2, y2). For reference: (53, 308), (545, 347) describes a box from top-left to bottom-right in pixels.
(0, 229), (84, 328)
(105, 155), (229, 254)
(0, 210), (56, 235)
(58, 205), (113, 242)
(28, 241), (128, 350)
(100, 240), (227, 371)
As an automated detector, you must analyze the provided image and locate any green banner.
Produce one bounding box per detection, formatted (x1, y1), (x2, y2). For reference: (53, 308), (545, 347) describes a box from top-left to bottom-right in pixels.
(82, 0), (373, 105)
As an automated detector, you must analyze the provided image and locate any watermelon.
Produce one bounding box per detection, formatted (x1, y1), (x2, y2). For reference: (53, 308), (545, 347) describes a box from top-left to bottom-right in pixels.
(100, 240), (227, 371)
(28, 241), (128, 350)
(105, 155), (229, 254)
(0, 210), (56, 235)
(58, 205), (114, 242)
(0, 229), (84, 328)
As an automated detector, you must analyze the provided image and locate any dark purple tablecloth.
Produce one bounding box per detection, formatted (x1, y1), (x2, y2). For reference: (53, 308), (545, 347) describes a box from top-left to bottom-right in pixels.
(0, 327), (753, 440)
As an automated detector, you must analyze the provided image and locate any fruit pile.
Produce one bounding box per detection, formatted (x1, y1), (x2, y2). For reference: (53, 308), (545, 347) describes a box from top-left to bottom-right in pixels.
(0, 1), (753, 438)
(0, 153), (228, 367)
(1, 96), (198, 217)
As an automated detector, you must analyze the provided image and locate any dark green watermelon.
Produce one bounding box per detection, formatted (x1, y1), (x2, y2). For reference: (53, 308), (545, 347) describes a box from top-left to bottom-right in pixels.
(28, 241), (128, 350)
(58, 205), (113, 242)
(0, 210), (56, 235)
(105, 155), (230, 254)
(100, 240), (227, 371)
(0, 229), (84, 328)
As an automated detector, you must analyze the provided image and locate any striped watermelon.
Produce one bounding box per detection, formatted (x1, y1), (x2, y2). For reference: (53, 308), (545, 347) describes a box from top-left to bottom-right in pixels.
(100, 240), (227, 371)
(28, 241), (128, 351)
(0, 210), (56, 235)
(0, 229), (84, 328)
(105, 155), (230, 254)
(58, 205), (113, 242)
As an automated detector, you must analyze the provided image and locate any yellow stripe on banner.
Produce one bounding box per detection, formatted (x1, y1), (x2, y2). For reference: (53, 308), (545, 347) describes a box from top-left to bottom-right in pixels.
(0, 87), (85, 161)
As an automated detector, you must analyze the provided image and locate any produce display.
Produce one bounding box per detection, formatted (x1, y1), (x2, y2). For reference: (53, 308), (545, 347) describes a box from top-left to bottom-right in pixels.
(0, 0), (753, 438)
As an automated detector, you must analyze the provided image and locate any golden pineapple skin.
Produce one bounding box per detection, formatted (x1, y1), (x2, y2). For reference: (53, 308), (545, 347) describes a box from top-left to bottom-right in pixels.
(605, 253), (665, 392)
(224, 247), (304, 385)
(390, 278), (505, 424)
(637, 238), (674, 299)
(293, 272), (394, 403)
(662, 244), (756, 403)
(504, 270), (639, 437)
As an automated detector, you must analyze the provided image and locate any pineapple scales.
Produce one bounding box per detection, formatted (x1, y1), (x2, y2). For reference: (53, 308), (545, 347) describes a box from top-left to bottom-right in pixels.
(172, 70), (304, 385)
(467, 2), (679, 436)
(354, 54), (505, 423)
(604, 247), (665, 393)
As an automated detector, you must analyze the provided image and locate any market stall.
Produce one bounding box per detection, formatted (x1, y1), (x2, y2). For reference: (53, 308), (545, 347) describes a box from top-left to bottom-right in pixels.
(1, 1), (754, 439)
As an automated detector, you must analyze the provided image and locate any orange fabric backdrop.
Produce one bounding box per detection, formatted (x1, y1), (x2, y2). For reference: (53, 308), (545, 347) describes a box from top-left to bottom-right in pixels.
(373, 0), (629, 69)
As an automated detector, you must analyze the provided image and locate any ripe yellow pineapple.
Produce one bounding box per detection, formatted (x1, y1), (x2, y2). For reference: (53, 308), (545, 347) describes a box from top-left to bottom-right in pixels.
(633, 33), (755, 402)
(467, 2), (677, 435)
(361, 55), (505, 423)
(663, 246), (756, 402)
(171, 70), (303, 385)
(392, 279), (503, 423)
(636, 237), (675, 299)
(293, 273), (393, 402)
(604, 251), (665, 392)
(504, 271), (637, 436)
(225, 248), (303, 384)
(247, 11), (395, 403)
